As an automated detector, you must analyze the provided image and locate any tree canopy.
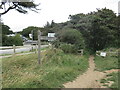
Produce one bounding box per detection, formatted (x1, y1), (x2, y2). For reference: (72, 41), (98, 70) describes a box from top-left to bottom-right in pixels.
(21, 26), (43, 40)
(2, 24), (13, 35)
(43, 8), (119, 53)
(0, 0), (40, 15)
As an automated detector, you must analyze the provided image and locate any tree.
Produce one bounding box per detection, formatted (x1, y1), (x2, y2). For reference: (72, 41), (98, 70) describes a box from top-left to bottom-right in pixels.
(88, 8), (117, 52)
(2, 24), (13, 35)
(13, 34), (23, 46)
(22, 26), (42, 40)
(115, 15), (120, 48)
(2, 34), (23, 46)
(43, 20), (62, 36)
(0, 0), (40, 15)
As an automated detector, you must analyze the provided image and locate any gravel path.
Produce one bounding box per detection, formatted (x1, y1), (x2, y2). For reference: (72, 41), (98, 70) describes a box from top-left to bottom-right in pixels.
(63, 56), (119, 88)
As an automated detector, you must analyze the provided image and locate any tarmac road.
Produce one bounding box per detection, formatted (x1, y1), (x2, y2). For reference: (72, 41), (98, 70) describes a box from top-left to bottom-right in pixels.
(0, 45), (49, 55)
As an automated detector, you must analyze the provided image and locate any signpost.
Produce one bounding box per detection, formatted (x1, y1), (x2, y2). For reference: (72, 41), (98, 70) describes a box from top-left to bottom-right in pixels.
(38, 30), (41, 64)
(48, 33), (55, 41)
(37, 32), (56, 64)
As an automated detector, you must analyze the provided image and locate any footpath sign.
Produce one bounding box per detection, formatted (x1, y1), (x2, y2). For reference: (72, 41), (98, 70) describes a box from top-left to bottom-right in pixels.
(100, 52), (107, 57)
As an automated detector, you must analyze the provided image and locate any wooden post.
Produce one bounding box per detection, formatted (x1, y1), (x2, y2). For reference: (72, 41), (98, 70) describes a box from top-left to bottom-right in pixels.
(31, 30), (33, 51)
(81, 49), (83, 55)
(35, 44), (37, 53)
(38, 30), (41, 64)
(13, 45), (16, 55)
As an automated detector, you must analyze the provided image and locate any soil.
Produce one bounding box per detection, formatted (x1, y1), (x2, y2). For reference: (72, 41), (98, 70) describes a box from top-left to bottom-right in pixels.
(63, 56), (119, 88)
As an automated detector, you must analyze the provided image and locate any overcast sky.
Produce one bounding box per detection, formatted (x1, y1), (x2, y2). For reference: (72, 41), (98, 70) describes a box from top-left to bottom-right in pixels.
(1, 0), (120, 32)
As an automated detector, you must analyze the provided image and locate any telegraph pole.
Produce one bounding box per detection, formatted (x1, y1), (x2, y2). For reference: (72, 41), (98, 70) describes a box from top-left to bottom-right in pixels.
(38, 30), (41, 64)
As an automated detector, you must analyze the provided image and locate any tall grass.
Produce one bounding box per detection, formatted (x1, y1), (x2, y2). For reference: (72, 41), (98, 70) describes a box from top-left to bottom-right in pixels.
(2, 48), (89, 88)
(100, 72), (119, 89)
(94, 53), (119, 89)
(94, 56), (119, 71)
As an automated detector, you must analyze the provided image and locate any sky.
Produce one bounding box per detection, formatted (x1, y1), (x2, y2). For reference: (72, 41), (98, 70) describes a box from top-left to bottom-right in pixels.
(1, 0), (120, 32)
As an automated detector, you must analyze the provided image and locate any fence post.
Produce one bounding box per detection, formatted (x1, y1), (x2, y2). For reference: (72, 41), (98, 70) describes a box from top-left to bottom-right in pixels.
(31, 30), (34, 52)
(38, 30), (41, 64)
(13, 45), (16, 55)
(35, 44), (38, 53)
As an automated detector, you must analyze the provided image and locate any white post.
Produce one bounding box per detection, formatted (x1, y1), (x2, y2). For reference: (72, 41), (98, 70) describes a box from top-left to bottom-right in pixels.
(38, 30), (41, 64)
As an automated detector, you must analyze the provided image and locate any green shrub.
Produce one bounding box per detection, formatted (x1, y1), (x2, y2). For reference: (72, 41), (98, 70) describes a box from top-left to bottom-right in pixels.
(13, 34), (23, 46)
(2, 34), (23, 46)
(57, 28), (85, 49)
(52, 40), (61, 48)
(60, 43), (77, 54)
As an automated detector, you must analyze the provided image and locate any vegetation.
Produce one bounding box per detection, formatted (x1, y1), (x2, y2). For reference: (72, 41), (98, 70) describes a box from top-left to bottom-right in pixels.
(42, 8), (119, 53)
(100, 72), (119, 89)
(59, 43), (77, 54)
(2, 34), (23, 46)
(1, 23), (23, 46)
(21, 26), (43, 40)
(1, 6), (119, 88)
(94, 55), (119, 71)
(94, 48), (119, 89)
(57, 28), (85, 49)
(2, 24), (13, 35)
(4, 7), (117, 53)
(2, 49), (89, 88)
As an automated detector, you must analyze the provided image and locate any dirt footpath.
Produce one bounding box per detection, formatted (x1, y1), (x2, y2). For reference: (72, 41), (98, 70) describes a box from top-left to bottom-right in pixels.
(63, 56), (119, 88)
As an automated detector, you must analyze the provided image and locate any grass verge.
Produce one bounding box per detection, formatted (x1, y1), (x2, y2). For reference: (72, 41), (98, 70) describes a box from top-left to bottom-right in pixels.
(2, 48), (89, 88)
(94, 52), (119, 89)
(94, 56), (119, 71)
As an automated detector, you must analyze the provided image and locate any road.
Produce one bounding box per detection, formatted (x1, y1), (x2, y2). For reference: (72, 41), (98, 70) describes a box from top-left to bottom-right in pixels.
(0, 45), (49, 55)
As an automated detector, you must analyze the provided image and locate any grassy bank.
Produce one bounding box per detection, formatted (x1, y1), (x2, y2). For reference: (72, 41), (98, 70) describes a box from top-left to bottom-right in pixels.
(2, 48), (89, 88)
(94, 56), (119, 71)
(94, 50), (119, 88)
(100, 72), (119, 88)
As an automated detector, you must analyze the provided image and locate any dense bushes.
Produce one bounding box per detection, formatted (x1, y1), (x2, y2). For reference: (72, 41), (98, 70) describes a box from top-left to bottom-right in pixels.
(58, 28), (85, 49)
(2, 34), (23, 46)
(53, 28), (85, 54)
